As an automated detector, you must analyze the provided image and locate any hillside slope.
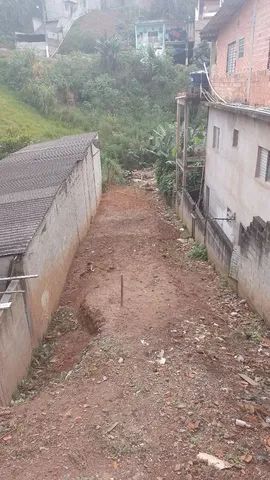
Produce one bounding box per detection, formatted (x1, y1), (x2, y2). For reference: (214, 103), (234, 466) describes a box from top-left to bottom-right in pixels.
(60, 9), (133, 54)
(0, 86), (77, 142)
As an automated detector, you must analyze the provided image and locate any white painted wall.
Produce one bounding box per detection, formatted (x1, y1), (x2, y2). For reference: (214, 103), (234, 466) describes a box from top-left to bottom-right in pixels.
(205, 107), (270, 244)
(23, 144), (102, 344)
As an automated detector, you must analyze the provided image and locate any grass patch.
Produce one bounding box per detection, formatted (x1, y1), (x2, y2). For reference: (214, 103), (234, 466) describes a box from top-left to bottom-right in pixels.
(188, 243), (208, 261)
(0, 85), (79, 144)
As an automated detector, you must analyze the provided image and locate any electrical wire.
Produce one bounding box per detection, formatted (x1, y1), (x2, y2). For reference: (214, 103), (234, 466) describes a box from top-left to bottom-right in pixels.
(203, 62), (228, 104)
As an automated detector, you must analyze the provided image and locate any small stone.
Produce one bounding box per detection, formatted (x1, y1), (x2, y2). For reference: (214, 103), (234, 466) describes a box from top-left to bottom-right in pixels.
(236, 355), (244, 363)
(176, 402), (187, 409)
(235, 419), (252, 428)
(118, 357), (124, 364)
(174, 464), (181, 472)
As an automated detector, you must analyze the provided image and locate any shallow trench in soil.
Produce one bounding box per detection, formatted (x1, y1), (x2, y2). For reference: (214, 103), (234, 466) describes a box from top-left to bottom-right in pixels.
(0, 184), (270, 480)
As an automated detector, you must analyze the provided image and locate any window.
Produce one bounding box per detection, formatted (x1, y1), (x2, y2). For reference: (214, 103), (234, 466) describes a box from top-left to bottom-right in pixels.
(226, 41), (236, 75)
(148, 31), (158, 43)
(238, 38), (245, 58)
(256, 147), (270, 182)
(212, 126), (220, 150)
(232, 129), (239, 147)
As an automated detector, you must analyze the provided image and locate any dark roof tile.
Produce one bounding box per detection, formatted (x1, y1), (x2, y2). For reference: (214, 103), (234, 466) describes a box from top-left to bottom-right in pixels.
(0, 133), (97, 257)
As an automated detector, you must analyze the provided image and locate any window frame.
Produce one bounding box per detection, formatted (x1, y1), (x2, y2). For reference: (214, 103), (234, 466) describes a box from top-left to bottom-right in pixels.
(238, 37), (245, 58)
(255, 146), (270, 182)
(226, 41), (237, 75)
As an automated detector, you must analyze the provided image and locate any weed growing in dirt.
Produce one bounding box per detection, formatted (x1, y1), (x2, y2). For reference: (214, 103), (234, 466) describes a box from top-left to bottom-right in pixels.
(244, 322), (263, 343)
(188, 243), (208, 261)
(12, 307), (77, 403)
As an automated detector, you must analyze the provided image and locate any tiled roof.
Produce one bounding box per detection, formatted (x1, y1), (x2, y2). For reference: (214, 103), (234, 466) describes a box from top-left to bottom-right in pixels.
(201, 0), (247, 40)
(0, 133), (97, 257)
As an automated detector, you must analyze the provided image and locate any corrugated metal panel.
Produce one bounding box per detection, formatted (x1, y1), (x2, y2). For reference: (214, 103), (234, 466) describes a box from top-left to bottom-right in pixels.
(0, 133), (97, 257)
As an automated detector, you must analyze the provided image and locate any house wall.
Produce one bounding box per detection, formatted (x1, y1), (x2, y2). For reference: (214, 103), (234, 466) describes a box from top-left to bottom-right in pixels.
(135, 22), (165, 51)
(16, 41), (48, 57)
(210, 0), (270, 105)
(0, 281), (32, 406)
(177, 190), (233, 275)
(205, 107), (270, 244)
(23, 144), (102, 344)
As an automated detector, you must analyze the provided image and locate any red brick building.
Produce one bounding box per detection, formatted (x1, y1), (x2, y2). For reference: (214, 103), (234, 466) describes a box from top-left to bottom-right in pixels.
(201, 0), (270, 105)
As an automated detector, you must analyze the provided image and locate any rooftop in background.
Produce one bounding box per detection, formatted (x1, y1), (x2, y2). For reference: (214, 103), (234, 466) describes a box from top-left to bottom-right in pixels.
(0, 133), (97, 257)
(201, 0), (246, 40)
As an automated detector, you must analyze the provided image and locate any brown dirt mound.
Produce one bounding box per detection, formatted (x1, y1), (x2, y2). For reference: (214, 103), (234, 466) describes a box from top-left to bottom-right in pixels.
(77, 300), (105, 334)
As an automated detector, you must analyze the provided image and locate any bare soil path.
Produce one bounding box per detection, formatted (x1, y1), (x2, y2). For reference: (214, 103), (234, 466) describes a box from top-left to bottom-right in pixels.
(0, 184), (270, 480)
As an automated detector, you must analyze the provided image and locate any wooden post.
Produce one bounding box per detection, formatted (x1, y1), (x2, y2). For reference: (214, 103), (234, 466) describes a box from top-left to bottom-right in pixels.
(121, 274), (124, 307)
(176, 101), (181, 193)
(182, 101), (189, 190)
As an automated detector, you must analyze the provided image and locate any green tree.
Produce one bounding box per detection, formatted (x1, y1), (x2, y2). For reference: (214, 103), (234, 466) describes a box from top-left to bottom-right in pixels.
(96, 36), (121, 72)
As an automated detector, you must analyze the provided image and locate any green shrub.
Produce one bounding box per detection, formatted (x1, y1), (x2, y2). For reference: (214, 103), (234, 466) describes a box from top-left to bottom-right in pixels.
(188, 243), (208, 261)
(0, 129), (30, 159)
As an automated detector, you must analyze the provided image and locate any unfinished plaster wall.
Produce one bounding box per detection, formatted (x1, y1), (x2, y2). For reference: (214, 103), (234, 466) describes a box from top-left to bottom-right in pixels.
(205, 107), (270, 244)
(23, 146), (102, 343)
(0, 281), (32, 406)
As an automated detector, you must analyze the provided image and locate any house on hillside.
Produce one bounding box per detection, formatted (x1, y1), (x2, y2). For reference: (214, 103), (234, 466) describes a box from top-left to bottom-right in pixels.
(0, 133), (102, 405)
(135, 19), (194, 64)
(135, 19), (166, 55)
(16, 0), (101, 56)
(195, 0), (223, 45)
(176, 0), (270, 325)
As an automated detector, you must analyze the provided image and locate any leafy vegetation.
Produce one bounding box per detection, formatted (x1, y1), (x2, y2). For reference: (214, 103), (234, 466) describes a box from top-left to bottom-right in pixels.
(0, 48), (188, 178)
(188, 243), (208, 261)
(0, 85), (77, 158)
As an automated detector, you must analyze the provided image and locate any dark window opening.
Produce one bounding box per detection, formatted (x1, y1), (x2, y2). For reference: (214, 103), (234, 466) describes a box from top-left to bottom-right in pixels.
(213, 126), (220, 150)
(205, 185), (210, 214)
(233, 129), (239, 147)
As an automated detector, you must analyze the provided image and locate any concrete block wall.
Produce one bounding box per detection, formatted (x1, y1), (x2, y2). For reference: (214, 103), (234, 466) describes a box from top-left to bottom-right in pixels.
(178, 190), (233, 275)
(238, 217), (270, 322)
(178, 193), (270, 324)
(0, 281), (32, 406)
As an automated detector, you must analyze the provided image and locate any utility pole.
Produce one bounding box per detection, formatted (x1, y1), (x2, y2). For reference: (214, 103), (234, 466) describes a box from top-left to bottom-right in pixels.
(40, 0), (49, 57)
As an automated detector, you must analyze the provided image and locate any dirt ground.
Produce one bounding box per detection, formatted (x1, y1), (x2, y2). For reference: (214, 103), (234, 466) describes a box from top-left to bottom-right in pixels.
(0, 182), (270, 480)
